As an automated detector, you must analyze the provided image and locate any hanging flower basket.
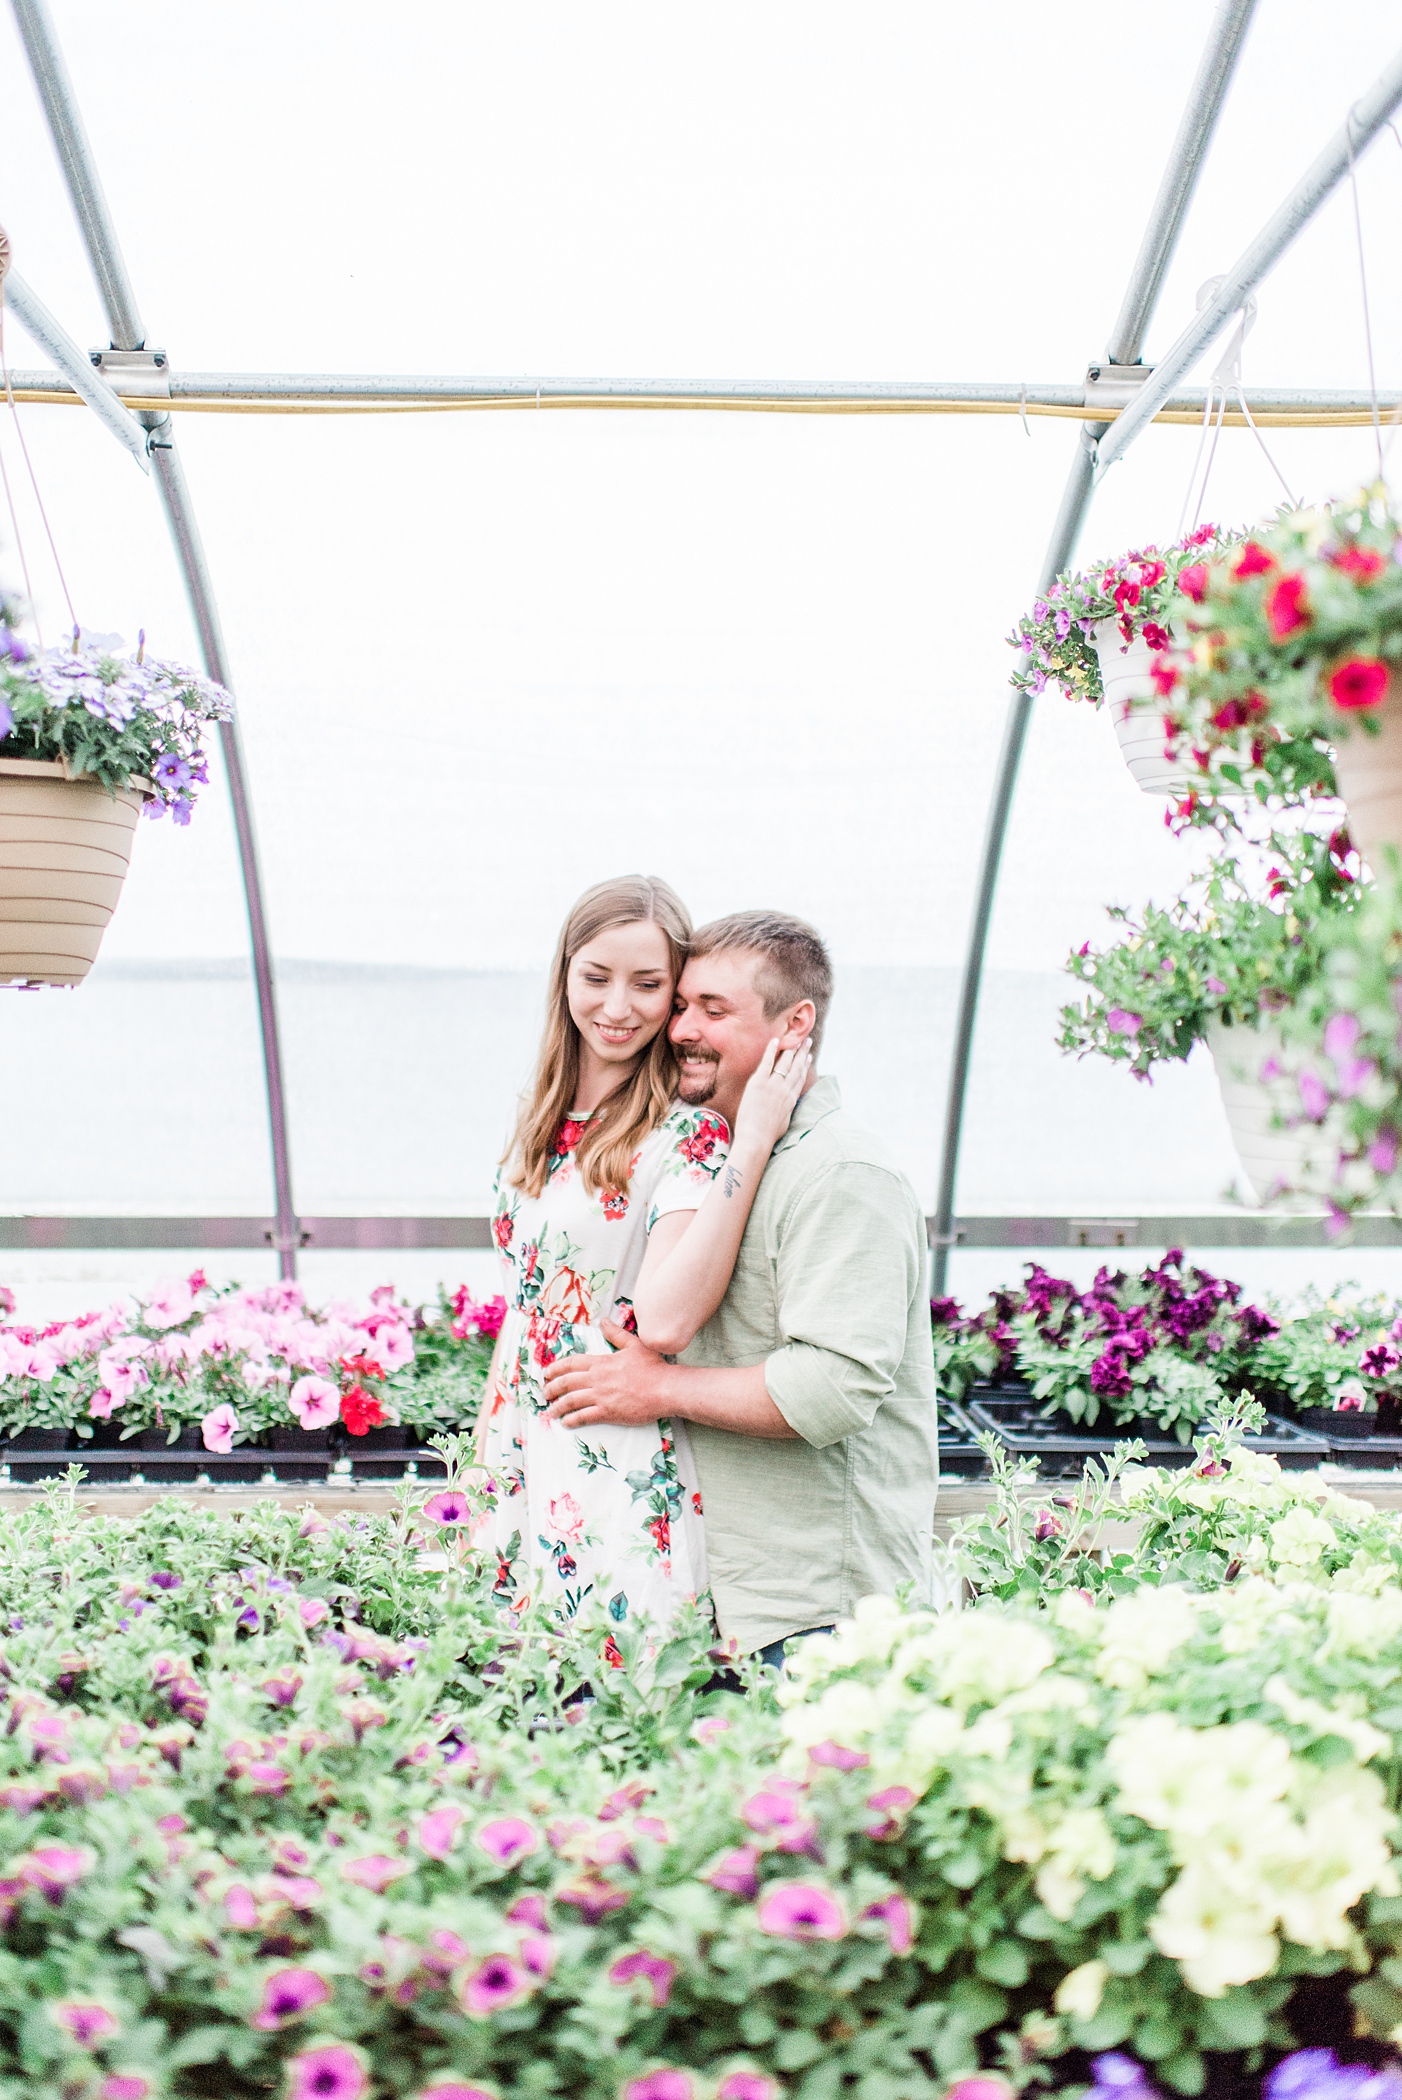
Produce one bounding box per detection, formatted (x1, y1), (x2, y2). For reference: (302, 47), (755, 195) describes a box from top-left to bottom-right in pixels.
(1091, 617), (1195, 793)
(1008, 525), (1238, 798)
(1204, 1015), (1345, 1205)
(0, 623), (230, 987)
(0, 755), (151, 986)
(1328, 661), (1402, 873)
(1156, 484), (1402, 836)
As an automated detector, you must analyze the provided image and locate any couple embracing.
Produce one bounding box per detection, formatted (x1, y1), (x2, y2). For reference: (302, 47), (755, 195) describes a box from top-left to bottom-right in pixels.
(476, 874), (938, 1668)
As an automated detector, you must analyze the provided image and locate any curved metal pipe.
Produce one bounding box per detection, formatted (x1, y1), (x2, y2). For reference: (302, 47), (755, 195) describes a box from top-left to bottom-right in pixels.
(9, 0), (301, 1276)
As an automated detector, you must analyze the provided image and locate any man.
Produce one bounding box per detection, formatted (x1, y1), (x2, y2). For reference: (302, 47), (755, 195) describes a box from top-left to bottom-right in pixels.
(542, 909), (938, 1665)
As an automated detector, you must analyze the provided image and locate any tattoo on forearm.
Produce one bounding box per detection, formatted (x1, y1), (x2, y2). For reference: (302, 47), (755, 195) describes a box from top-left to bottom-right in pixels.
(722, 1164), (744, 1199)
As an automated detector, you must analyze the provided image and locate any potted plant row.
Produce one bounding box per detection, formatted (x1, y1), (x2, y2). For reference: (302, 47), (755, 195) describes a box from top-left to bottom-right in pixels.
(0, 605), (230, 987)
(0, 1276), (504, 1481)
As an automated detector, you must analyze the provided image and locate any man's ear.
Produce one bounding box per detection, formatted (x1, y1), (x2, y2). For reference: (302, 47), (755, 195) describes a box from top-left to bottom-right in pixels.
(776, 999), (816, 1048)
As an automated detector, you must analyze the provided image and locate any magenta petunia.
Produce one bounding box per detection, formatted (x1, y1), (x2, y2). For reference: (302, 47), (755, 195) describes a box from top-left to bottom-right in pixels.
(102, 2079), (152, 2100)
(413, 2085), (499, 2100)
(226, 1883), (260, 1930)
(741, 1781), (819, 1855)
(864, 1785), (916, 1839)
(252, 1967), (331, 2029)
(475, 1817), (538, 1868)
(458, 1953), (534, 2017)
(52, 2001), (120, 2048)
(285, 2043), (369, 2100)
(609, 1949), (677, 2007)
(506, 1893), (549, 1930)
(756, 1881), (846, 1941)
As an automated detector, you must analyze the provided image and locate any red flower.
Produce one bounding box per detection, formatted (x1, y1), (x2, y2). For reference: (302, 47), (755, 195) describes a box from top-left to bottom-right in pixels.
(1329, 657), (1391, 712)
(1185, 523), (1217, 546)
(555, 1119), (588, 1155)
(1150, 658), (1180, 697)
(1112, 577), (1141, 615)
(1264, 572), (1311, 642)
(1177, 562), (1209, 603)
(1209, 693), (1268, 732)
(1140, 620), (1170, 651)
(492, 1214), (513, 1253)
(647, 1515), (670, 1553)
(679, 1115), (724, 1167)
(1330, 545), (1386, 583)
(1233, 541), (1276, 580)
(601, 1188), (628, 1222)
(601, 1635), (624, 1671)
(340, 1387), (387, 1436)
(1136, 559), (1166, 591)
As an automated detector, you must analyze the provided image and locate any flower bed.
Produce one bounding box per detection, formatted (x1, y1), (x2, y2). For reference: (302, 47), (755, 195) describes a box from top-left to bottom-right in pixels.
(0, 1436), (1396, 2099)
(932, 1259), (1402, 1456)
(0, 1278), (503, 1466)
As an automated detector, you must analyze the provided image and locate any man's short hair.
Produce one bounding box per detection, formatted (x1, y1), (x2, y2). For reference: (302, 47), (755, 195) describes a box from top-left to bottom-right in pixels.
(688, 910), (834, 1048)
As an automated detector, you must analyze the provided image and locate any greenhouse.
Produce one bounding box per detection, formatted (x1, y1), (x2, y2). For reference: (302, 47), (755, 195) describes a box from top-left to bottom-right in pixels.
(6, 1), (1402, 2097)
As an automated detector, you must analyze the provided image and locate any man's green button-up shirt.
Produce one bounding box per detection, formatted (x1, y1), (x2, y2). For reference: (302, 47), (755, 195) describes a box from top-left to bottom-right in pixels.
(680, 1075), (939, 1653)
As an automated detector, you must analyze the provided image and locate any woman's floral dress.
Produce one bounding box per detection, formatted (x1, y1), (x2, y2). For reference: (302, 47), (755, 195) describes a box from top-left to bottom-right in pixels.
(475, 1104), (728, 1641)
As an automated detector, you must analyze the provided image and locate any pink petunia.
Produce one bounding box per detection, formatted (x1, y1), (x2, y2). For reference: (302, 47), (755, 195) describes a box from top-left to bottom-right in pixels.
(806, 1739), (869, 1771)
(201, 1403), (239, 1454)
(423, 1489), (472, 1527)
(703, 1845), (760, 1898)
(861, 1891), (916, 1954)
(622, 2073), (694, 2100)
(298, 1597), (330, 1628)
(413, 2086), (499, 2100)
(417, 1806), (465, 1861)
(340, 1854), (410, 1894)
(102, 2079), (152, 2100)
(475, 1817), (537, 1868)
(20, 1845), (94, 1901)
(755, 1881), (846, 1941)
(52, 2001), (121, 2048)
(285, 2043), (368, 2100)
(458, 1954), (534, 2016)
(718, 2079), (779, 2100)
(289, 1376), (340, 1430)
(252, 1967), (330, 2030)
(608, 1949), (677, 2007)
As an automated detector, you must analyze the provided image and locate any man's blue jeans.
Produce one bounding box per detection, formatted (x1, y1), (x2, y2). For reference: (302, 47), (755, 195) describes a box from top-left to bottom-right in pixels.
(757, 1624), (835, 1672)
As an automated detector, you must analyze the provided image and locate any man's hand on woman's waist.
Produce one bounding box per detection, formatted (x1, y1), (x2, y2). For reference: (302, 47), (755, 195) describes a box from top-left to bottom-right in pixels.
(542, 1322), (797, 1439)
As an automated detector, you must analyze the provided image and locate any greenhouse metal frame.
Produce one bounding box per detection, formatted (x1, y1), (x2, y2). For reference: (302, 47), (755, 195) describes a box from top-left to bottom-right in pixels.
(4, 0), (1402, 1281)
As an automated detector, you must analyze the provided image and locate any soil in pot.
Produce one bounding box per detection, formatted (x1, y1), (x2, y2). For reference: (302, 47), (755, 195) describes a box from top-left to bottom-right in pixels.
(269, 1425), (333, 1481)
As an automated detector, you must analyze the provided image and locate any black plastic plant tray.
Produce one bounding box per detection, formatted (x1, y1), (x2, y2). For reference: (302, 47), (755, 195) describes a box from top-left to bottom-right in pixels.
(962, 1385), (1330, 1477)
(936, 1404), (989, 1478)
(0, 1448), (450, 1488)
(1305, 1431), (1402, 1470)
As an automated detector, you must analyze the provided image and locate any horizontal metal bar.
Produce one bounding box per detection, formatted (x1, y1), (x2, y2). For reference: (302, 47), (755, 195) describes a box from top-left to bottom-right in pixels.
(0, 1217), (495, 1252)
(1, 370), (1398, 418)
(0, 1215), (1397, 1254)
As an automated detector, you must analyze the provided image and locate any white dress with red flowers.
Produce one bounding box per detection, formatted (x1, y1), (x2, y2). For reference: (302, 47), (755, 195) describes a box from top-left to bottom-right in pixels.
(476, 1104), (728, 1642)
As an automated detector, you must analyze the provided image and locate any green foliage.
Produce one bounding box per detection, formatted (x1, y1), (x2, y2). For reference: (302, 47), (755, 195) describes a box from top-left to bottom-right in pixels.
(1058, 830), (1362, 1079)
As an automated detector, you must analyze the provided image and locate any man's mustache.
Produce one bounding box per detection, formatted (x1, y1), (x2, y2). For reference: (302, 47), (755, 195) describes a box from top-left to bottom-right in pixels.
(672, 1041), (720, 1064)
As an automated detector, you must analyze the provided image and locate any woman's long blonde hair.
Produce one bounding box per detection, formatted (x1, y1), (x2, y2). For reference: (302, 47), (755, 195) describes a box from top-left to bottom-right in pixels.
(504, 874), (692, 1199)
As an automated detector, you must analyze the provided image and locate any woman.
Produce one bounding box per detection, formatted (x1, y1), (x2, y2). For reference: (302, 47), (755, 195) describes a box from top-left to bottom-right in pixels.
(476, 873), (808, 1643)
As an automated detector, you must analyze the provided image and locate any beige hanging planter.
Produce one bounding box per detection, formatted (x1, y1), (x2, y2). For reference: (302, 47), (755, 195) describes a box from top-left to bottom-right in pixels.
(0, 756), (152, 987)
(1204, 1015), (1344, 1206)
(1330, 667), (1402, 876)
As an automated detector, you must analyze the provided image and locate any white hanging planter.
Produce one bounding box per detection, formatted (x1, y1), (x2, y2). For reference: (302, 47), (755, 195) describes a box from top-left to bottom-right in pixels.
(1330, 667), (1402, 876)
(1204, 1016), (1344, 1206)
(1092, 618), (1190, 795)
(0, 757), (150, 988)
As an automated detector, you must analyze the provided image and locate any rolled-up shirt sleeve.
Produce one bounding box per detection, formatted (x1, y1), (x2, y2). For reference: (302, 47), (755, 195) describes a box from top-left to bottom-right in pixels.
(761, 1162), (920, 1448)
